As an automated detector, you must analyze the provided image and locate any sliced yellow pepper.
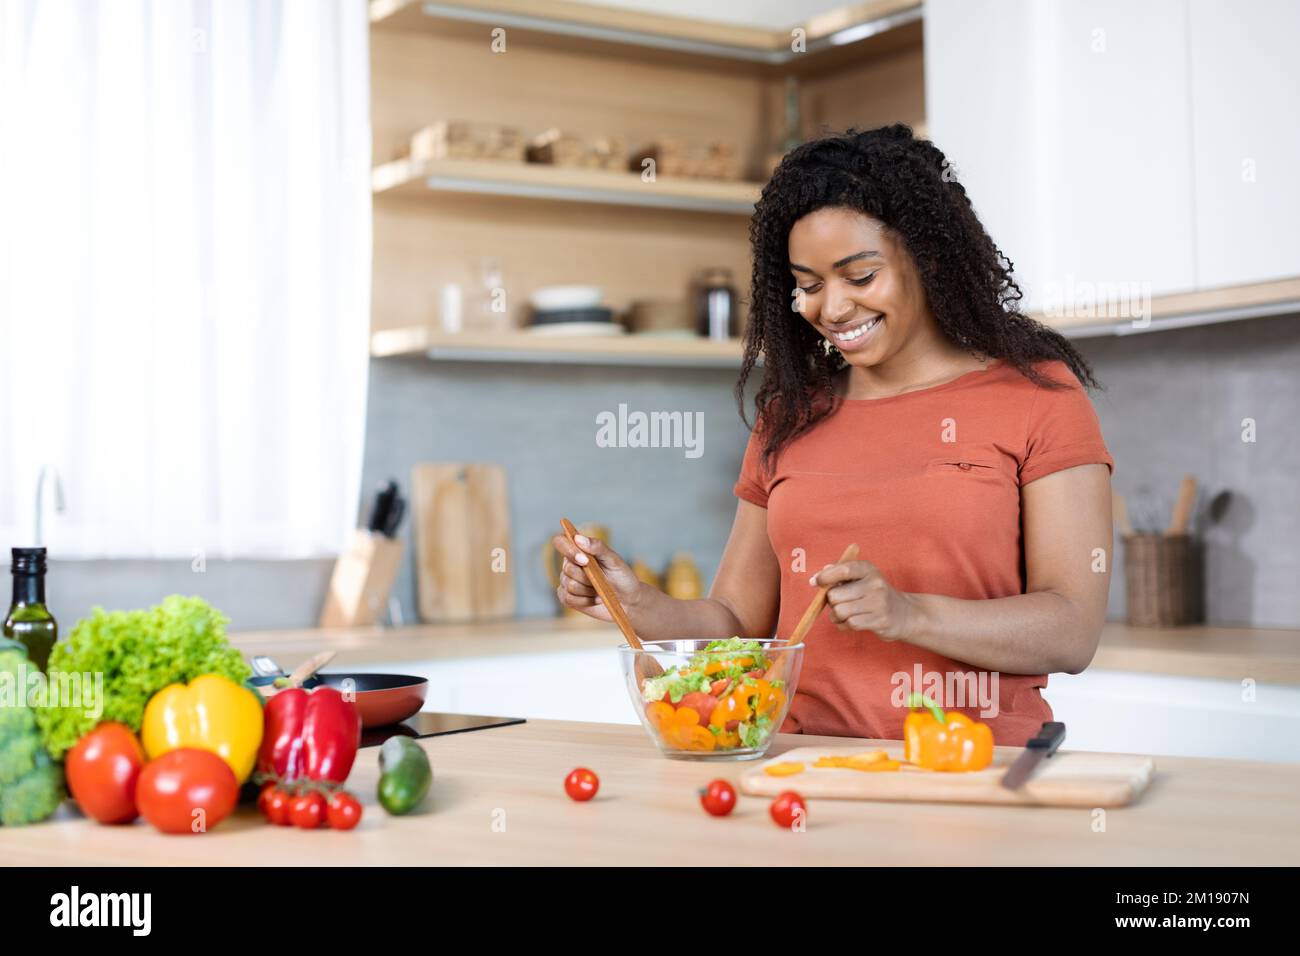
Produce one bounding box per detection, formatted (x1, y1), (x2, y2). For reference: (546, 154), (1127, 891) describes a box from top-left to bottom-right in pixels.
(142, 673), (264, 782)
(813, 750), (902, 772)
(764, 761), (806, 777)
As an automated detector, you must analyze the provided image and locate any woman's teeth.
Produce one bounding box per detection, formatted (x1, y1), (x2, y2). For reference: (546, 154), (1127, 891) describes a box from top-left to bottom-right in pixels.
(830, 315), (882, 344)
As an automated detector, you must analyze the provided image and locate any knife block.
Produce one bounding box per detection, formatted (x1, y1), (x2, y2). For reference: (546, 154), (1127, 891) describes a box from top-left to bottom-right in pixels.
(319, 530), (404, 628)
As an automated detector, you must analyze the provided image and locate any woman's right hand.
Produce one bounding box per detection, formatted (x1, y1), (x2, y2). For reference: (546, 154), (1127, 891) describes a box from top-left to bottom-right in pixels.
(551, 532), (644, 623)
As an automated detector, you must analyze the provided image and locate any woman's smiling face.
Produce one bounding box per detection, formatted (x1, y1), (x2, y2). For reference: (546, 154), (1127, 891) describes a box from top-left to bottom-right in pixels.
(788, 207), (933, 368)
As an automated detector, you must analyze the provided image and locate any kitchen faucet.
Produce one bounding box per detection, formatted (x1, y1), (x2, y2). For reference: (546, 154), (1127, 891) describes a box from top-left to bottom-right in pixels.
(34, 465), (65, 548)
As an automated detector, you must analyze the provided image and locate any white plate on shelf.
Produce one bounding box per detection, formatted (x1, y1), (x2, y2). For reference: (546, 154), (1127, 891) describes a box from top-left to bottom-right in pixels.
(525, 322), (625, 337)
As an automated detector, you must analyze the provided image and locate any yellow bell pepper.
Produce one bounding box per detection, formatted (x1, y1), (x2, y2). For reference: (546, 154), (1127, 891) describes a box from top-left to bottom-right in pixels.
(142, 674), (264, 782)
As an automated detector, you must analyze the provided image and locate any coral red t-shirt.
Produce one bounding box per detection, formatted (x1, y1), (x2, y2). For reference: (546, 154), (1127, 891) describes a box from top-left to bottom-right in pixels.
(733, 359), (1113, 746)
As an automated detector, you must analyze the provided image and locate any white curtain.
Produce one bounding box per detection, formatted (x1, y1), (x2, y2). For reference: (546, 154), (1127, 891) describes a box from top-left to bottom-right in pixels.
(0, 0), (372, 558)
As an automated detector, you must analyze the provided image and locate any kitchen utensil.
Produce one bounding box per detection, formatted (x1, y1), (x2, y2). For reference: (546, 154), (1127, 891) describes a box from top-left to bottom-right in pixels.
(788, 543), (860, 647)
(380, 493), (406, 538)
(741, 745), (1154, 808)
(285, 650), (336, 688)
(622, 638), (802, 761)
(1130, 486), (1163, 534)
(529, 285), (603, 311)
(1124, 533), (1203, 626)
(358, 711), (525, 749)
(999, 721), (1066, 789)
(367, 480), (399, 534)
(312, 672), (429, 728)
(694, 267), (737, 340)
(1166, 475), (1198, 535)
(318, 529), (405, 627)
(1113, 493), (1134, 537)
(411, 463), (514, 623)
(251, 659), (431, 728)
(560, 517), (662, 682)
(764, 543), (858, 687)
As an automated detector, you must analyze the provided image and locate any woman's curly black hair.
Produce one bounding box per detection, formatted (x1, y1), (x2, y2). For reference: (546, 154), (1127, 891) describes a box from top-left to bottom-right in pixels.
(737, 124), (1098, 469)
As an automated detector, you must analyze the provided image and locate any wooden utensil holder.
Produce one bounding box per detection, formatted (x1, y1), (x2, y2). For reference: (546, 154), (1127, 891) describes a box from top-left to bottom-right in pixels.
(1123, 533), (1203, 627)
(318, 530), (404, 628)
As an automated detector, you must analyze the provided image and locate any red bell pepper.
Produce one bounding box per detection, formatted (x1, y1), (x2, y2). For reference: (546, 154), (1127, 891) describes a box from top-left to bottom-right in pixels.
(256, 687), (361, 785)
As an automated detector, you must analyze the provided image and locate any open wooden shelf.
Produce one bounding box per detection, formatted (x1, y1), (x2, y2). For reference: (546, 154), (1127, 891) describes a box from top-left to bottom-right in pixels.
(372, 156), (762, 214)
(369, 0), (922, 67)
(371, 326), (745, 368)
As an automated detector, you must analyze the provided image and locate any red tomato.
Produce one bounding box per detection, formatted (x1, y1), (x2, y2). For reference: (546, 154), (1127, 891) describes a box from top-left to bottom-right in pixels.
(265, 787), (293, 826)
(699, 779), (737, 817)
(290, 791), (326, 829)
(326, 791), (363, 831)
(708, 679), (730, 697)
(677, 692), (718, 722)
(136, 748), (238, 835)
(66, 722), (145, 825)
(769, 791), (808, 830)
(564, 767), (599, 802)
(746, 669), (766, 679)
(256, 782), (277, 819)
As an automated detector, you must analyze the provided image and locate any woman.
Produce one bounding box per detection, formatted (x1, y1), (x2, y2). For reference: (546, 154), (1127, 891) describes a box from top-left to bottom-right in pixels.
(552, 125), (1113, 746)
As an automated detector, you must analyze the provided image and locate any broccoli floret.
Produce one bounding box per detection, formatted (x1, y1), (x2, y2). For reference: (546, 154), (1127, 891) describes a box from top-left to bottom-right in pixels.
(0, 637), (65, 825)
(0, 749), (64, 826)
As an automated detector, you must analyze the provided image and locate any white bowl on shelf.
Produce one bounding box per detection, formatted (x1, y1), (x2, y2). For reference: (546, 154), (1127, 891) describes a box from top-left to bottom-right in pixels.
(530, 285), (603, 311)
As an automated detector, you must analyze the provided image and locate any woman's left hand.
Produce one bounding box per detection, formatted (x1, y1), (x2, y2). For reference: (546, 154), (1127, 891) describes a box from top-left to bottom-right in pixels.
(811, 560), (918, 641)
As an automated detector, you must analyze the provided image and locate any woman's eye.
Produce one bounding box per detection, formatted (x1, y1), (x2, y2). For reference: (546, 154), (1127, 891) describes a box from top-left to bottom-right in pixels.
(847, 272), (878, 286)
(795, 284), (822, 295)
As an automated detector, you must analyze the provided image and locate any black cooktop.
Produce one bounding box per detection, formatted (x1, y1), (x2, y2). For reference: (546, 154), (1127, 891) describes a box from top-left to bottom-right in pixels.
(358, 712), (525, 749)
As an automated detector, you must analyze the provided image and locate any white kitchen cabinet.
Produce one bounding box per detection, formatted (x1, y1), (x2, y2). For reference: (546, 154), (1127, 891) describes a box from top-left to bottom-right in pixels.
(926, 0), (1300, 315)
(927, 0), (1197, 314)
(1048, 669), (1300, 764)
(351, 653), (1300, 763)
(1187, 0), (1300, 288)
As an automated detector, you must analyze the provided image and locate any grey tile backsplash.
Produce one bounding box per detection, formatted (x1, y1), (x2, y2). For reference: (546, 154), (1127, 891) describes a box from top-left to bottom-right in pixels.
(34, 312), (1300, 631)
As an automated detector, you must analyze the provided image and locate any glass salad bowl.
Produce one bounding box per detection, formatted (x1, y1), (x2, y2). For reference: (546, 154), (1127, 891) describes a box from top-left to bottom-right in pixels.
(620, 638), (803, 761)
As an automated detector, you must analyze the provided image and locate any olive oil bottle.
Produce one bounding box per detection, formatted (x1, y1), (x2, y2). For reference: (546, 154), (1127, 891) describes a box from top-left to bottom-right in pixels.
(5, 547), (57, 671)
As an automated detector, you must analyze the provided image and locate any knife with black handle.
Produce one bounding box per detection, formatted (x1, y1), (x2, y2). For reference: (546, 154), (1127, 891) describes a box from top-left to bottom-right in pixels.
(1000, 721), (1066, 790)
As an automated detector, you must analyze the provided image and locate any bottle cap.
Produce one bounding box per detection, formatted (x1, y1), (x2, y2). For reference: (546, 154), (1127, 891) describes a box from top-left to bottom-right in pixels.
(10, 547), (47, 574)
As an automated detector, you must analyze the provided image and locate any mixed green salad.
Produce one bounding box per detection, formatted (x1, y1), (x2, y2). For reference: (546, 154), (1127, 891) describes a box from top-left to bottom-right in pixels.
(640, 638), (788, 752)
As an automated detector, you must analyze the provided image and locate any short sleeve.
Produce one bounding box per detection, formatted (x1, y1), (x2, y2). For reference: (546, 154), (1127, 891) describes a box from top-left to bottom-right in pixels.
(1019, 362), (1114, 487)
(733, 424), (770, 508)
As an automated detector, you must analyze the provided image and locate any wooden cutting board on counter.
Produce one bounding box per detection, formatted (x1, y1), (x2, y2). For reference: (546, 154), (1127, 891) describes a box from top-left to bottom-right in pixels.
(740, 745), (1155, 808)
(411, 462), (515, 623)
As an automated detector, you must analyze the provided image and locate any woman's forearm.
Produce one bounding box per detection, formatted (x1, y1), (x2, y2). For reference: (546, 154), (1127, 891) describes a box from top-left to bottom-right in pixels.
(627, 585), (755, 643)
(903, 589), (1103, 675)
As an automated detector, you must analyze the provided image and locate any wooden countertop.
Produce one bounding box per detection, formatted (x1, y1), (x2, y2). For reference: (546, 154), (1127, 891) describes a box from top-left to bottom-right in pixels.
(6, 720), (1298, 865)
(230, 618), (1300, 685)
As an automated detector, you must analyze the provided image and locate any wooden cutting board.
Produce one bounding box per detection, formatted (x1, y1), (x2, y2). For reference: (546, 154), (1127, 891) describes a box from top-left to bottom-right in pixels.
(411, 462), (515, 623)
(740, 744), (1155, 808)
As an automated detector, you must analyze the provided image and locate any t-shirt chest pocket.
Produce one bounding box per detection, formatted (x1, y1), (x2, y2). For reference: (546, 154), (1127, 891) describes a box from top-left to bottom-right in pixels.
(926, 454), (1003, 480)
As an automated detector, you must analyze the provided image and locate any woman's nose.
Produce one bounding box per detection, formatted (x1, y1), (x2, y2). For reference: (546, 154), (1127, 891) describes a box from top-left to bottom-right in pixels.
(823, 287), (855, 323)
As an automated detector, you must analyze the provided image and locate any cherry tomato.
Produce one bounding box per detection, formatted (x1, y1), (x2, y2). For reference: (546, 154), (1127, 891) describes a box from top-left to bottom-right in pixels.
(290, 791), (326, 829)
(65, 722), (145, 825)
(769, 790), (808, 830)
(564, 767), (599, 802)
(699, 779), (737, 817)
(136, 748), (239, 835)
(265, 787), (293, 826)
(326, 791), (363, 831)
(256, 782), (277, 818)
(678, 692), (719, 723)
